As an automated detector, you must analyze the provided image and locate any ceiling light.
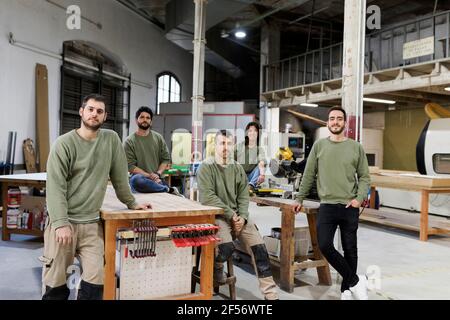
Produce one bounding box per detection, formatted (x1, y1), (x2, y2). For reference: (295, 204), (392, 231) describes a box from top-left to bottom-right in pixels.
(300, 103), (318, 107)
(363, 97), (396, 104)
(234, 30), (246, 39)
(220, 30), (229, 38)
(444, 87), (450, 91)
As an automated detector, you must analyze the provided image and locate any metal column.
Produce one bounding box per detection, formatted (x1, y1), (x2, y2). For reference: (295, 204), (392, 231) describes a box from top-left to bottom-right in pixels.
(191, 0), (207, 163)
(341, 0), (366, 143)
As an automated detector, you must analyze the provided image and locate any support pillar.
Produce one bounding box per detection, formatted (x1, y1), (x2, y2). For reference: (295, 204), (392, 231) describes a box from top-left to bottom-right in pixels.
(341, 0), (366, 143)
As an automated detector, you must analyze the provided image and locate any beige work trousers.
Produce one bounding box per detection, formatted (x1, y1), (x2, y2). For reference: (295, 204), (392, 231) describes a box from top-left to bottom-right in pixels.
(40, 221), (104, 291)
(215, 217), (278, 299)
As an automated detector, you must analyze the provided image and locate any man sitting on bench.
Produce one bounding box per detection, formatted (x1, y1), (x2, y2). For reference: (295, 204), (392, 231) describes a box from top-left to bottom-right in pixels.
(197, 129), (279, 300)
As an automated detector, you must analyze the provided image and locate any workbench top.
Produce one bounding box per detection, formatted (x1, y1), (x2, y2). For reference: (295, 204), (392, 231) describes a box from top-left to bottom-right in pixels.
(101, 186), (223, 220)
(370, 170), (450, 190)
(250, 197), (319, 214)
(0, 172), (46, 182)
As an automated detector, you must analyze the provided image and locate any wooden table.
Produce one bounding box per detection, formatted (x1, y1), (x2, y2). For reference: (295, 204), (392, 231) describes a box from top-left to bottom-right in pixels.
(100, 186), (223, 300)
(250, 197), (332, 293)
(368, 172), (450, 241)
(0, 173), (46, 241)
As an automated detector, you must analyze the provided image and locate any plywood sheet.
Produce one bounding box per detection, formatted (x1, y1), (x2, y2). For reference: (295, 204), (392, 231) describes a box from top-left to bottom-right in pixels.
(36, 64), (50, 172)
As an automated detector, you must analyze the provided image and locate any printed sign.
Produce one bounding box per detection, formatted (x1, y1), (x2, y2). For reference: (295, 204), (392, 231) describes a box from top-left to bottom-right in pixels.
(403, 36), (434, 60)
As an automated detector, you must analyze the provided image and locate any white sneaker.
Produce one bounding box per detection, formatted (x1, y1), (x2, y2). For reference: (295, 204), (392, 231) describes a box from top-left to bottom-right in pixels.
(341, 290), (354, 300)
(169, 186), (185, 197)
(349, 275), (369, 300)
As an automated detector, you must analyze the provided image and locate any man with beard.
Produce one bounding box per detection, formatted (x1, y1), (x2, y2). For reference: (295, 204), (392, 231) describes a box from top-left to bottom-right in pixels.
(197, 130), (279, 300)
(124, 106), (181, 195)
(292, 106), (371, 300)
(42, 94), (151, 300)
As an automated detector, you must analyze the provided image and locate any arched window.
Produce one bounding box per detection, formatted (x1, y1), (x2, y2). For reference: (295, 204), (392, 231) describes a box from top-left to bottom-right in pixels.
(156, 72), (181, 113)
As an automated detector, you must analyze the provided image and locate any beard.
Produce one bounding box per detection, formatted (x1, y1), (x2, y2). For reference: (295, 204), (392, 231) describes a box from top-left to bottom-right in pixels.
(82, 118), (103, 131)
(327, 124), (345, 135)
(138, 122), (150, 130)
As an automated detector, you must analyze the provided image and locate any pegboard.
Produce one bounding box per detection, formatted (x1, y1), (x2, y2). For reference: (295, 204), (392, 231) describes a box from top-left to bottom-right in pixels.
(117, 240), (193, 300)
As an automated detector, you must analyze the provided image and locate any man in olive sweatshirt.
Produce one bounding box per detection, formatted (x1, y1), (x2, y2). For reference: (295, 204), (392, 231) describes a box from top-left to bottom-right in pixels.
(42, 94), (151, 300)
(197, 130), (279, 300)
(124, 106), (181, 196)
(292, 106), (371, 300)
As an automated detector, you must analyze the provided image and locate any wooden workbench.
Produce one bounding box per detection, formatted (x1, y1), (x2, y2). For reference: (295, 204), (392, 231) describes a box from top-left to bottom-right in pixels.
(250, 197), (331, 293)
(367, 171), (450, 241)
(101, 186), (223, 300)
(0, 173), (46, 241)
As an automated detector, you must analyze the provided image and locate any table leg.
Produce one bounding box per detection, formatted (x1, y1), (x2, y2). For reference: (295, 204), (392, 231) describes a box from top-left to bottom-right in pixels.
(280, 208), (295, 293)
(369, 186), (376, 209)
(307, 213), (332, 285)
(2, 182), (10, 241)
(103, 220), (118, 300)
(200, 242), (214, 299)
(420, 190), (429, 242)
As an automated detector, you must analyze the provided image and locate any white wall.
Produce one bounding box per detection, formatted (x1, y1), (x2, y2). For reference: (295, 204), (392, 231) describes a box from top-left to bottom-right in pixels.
(0, 0), (193, 165)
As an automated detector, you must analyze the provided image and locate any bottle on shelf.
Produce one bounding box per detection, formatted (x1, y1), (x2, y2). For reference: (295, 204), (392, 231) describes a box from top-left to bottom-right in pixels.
(6, 208), (19, 229)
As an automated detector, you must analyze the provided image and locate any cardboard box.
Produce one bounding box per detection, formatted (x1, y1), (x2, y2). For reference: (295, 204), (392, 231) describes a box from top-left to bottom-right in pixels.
(264, 227), (312, 258)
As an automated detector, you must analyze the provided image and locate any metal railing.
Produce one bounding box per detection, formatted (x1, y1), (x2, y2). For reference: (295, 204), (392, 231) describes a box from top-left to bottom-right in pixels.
(263, 10), (450, 92)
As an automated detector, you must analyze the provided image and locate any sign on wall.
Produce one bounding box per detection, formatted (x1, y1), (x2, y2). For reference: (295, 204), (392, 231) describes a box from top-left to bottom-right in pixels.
(403, 36), (435, 60)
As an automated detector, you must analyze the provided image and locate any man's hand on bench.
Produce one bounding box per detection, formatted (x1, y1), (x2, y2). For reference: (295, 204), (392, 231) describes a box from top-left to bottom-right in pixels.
(292, 203), (302, 214)
(133, 203), (153, 210)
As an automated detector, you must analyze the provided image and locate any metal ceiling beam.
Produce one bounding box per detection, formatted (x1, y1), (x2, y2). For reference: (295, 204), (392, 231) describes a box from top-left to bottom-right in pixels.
(227, 0), (313, 34)
(116, 0), (165, 30)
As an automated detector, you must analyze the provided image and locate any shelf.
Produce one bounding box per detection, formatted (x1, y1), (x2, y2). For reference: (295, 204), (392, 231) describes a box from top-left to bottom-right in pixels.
(5, 228), (44, 237)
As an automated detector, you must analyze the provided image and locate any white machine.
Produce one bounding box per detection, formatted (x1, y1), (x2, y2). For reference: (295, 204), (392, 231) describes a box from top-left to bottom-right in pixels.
(416, 118), (450, 177)
(281, 132), (306, 161)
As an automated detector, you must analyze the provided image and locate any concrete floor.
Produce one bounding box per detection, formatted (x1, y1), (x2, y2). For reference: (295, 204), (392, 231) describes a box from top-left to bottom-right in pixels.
(1, 202), (450, 300)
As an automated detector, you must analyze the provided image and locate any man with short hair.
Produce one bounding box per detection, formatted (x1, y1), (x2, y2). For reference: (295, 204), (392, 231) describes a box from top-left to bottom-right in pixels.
(292, 106), (371, 300)
(197, 130), (279, 300)
(42, 94), (151, 300)
(124, 106), (181, 195)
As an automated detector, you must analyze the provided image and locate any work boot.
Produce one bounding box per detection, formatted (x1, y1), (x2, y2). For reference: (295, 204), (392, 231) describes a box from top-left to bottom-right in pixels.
(42, 284), (70, 300)
(248, 185), (256, 197)
(213, 263), (227, 285)
(259, 276), (279, 300)
(169, 186), (185, 197)
(77, 280), (104, 300)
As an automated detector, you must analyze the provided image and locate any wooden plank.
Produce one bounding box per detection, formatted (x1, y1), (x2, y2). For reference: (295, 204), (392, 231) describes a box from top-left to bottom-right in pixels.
(295, 259), (329, 269)
(36, 64), (50, 172)
(101, 186), (223, 220)
(420, 190), (429, 241)
(280, 207), (295, 293)
(360, 208), (450, 235)
(103, 220), (118, 300)
(250, 197), (319, 214)
(371, 171), (450, 189)
(2, 182), (10, 241)
(199, 216), (214, 300)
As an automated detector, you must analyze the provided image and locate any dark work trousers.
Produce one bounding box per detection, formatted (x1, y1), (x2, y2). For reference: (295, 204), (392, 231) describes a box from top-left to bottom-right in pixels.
(316, 203), (360, 292)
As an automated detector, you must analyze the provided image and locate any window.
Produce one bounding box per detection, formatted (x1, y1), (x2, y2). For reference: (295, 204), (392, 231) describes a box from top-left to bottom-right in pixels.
(157, 72), (181, 113)
(61, 41), (130, 139)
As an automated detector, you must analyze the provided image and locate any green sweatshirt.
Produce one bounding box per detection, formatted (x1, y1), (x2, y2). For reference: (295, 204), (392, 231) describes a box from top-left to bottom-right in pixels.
(296, 137), (371, 206)
(46, 129), (137, 229)
(197, 157), (249, 222)
(234, 142), (267, 173)
(124, 130), (171, 173)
